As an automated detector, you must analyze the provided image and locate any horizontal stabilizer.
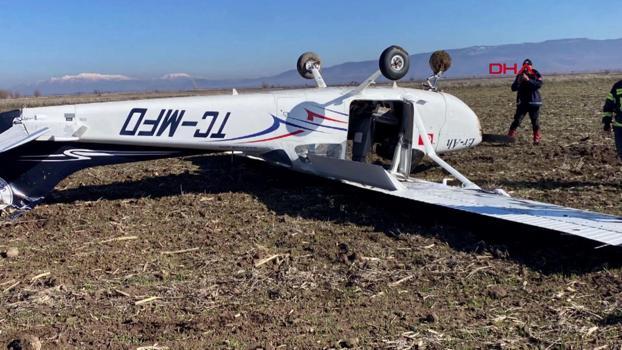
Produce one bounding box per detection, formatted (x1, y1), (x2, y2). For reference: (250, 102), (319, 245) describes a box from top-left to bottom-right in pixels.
(352, 178), (622, 246)
(0, 125), (48, 154)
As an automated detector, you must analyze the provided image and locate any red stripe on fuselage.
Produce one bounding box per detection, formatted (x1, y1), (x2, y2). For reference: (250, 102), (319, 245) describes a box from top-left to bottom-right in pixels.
(305, 109), (347, 124)
(247, 129), (304, 143)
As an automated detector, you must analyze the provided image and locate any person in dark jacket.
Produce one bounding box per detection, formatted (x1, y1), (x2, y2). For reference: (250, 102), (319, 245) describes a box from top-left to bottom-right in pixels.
(602, 79), (622, 159)
(507, 59), (543, 144)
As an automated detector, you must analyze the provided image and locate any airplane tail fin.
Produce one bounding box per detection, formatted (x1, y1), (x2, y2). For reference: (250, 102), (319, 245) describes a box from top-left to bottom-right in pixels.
(0, 110), (195, 211)
(0, 141), (192, 211)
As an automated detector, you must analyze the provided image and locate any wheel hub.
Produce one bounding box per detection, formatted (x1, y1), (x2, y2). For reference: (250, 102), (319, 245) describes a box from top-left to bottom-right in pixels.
(390, 55), (405, 71)
(305, 60), (320, 71)
(0, 177), (13, 209)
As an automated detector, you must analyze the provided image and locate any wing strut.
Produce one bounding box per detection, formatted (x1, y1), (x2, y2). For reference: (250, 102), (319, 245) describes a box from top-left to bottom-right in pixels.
(403, 95), (480, 190)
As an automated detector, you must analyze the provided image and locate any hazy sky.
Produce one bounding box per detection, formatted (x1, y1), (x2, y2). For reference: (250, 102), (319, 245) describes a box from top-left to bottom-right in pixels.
(0, 0), (619, 86)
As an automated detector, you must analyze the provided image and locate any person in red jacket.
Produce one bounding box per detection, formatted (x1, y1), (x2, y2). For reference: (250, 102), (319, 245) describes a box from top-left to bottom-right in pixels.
(507, 59), (544, 144)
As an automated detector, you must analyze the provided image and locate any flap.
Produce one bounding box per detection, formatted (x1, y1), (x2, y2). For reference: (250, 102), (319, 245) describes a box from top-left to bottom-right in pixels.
(307, 155), (403, 191)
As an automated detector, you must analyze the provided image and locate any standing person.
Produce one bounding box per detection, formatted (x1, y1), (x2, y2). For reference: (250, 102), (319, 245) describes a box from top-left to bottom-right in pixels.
(602, 79), (622, 159)
(507, 59), (544, 144)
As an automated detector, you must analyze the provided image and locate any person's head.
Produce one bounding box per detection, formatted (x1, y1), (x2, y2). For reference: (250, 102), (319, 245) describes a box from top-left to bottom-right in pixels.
(522, 59), (533, 68)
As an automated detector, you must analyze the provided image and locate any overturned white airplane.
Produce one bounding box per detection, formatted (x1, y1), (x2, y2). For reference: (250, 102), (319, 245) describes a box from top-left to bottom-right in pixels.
(1, 46), (621, 246)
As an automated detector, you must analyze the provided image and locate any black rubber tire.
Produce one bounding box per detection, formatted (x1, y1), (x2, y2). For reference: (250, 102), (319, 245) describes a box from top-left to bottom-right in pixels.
(429, 50), (452, 74)
(297, 52), (321, 80)
(379, 46), (410, 81)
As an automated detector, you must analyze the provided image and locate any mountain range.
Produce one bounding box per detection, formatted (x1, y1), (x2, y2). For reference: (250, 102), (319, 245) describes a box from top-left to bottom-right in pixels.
(11, 38), (622, 96)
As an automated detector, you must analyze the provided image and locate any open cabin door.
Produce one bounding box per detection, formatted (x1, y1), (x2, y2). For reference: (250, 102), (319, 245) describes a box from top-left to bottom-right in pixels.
(346, 100), (414, 178)
(304, 100), (414, 191)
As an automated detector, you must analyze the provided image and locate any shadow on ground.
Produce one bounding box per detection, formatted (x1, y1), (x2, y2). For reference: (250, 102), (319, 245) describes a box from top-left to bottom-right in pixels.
(47, 154), (622, 275)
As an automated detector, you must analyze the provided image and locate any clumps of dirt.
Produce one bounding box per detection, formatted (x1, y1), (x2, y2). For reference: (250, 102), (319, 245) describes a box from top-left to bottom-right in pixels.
(421, 312), (439, 323)
(5, 276), (67, 311)
(336, 242), (358, 264)
(1, 247), (19, 259)
(6, 335), (41, 350)
(335, 337), (360, 348)
(560, 142), (619, 165)
(487, 285), (508, 299)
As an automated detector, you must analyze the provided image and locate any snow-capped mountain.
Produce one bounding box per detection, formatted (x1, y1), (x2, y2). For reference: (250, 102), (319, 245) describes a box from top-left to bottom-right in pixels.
(48, 73), (133, 83)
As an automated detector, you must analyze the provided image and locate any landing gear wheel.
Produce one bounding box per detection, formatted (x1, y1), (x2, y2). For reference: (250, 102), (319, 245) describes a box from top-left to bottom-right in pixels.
(379, 46), (410, 81)
(297, 52), (321, 80)
(429, 50), (452, 74)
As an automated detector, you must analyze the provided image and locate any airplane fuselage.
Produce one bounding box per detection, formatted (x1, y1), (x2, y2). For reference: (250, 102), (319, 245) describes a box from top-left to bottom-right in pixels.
(18, 87), (482, 165)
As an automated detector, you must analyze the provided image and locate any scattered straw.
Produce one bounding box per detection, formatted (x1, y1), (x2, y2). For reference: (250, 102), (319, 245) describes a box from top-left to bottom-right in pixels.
(135, 296), (160, 306)
(389, 275), (414, 287)
(2, 281), (19, 293)
(466, 266), (491, 279)
(161, 248), (200, 255)
(114, 289), (132, 297)
(137, 344), (169, 350)
(100, 236), (139, 244)
(254, 254), (287, 267)
(30, 272), (51, 283)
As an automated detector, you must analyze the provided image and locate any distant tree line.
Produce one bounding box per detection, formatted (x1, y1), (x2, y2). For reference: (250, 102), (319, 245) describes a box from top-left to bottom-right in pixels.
(0, 89), (42, 98)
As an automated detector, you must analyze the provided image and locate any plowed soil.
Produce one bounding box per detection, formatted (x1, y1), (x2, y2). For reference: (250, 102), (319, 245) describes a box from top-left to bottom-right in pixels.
(1, 75), (622, 349)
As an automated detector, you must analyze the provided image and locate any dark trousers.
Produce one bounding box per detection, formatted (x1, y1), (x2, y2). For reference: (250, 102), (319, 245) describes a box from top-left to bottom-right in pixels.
(510, 104), (540, 132)
(615, 127), (622, 159)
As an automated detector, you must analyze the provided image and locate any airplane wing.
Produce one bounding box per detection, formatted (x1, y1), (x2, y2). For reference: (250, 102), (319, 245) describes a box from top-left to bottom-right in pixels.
(354, 170), (622, 246)
(0, 124), (49, 154)
(393, 180), (622, 246)
(305, 155), (622, 247)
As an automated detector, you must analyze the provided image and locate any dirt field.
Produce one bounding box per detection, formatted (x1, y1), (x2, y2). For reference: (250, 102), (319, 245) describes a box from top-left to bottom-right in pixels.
(1, 75), (622, 349)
